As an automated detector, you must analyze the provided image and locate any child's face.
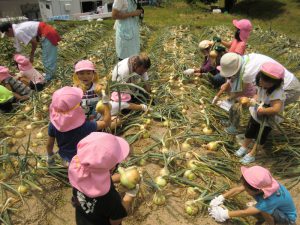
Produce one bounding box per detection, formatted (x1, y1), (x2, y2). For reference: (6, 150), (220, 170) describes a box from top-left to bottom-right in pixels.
(135, 66), (147, 75)
(76, 70), (94, 86)
(259, 78), (274, 89)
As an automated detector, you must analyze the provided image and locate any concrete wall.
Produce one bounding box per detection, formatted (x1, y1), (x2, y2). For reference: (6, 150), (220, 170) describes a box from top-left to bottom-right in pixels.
(0, 0), (40, 19)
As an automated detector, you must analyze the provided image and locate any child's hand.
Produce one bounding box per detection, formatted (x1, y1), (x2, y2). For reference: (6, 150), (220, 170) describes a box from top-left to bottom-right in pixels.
(257, 106), (264, 116)
(94, 84), (103, 95)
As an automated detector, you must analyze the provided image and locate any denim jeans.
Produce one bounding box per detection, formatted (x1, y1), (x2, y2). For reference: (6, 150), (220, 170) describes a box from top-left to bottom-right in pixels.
(209, 73), (226, 88)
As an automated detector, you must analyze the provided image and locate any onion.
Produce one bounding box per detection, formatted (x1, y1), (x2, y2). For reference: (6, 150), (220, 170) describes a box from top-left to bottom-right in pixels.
(183, 105), (189, 110)
(24, 105), (31, 112)
(142, 131), (150, 139)
(206, 141), (219, 151)
(153, 192), (166, 205)
(118, 167), (141, 189)
(184, 170), (196, 180)
(36, 132), (43, 139)
(186, 187), (199, 199)
(159, 167), (170, 177)
(182, 109), (187, 115)
(42, 105), (48, 112)
(200, 123), (207, 128)
(185, 152), (193, 160)
(179, 87), (185, 91)
(95, 100), (105, 113)
(15, 130), (25, 138)
(140, 125), (146, 131)
(138, 158), (147, 166)
(185, 201), (199, 216)
(144, 118), (151, 125)
(41, 93), (49, 99)
(18, 185), (29, 195)
(155, 176), (167, 187)
(26, 124), (32, 130)
(209, 50), (218, 58)
(163, 120), (170, 127)
(181, 141), (191, 151)
(203, 126), (213, 135)
(37, 161), (47, 168)
(32, 142), (38, 147)
(239, 97), (250, 106)
(151, 89), (157, 94)
(187, 160), (198, 170)
(32, 116), (39, 122)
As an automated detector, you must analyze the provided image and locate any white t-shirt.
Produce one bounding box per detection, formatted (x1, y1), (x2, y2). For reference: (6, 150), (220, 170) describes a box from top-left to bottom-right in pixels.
(113, 0), (128, 11)
(243, 53), (294, 90)
(110, 101), (130, 116)
(250, 87), (286, 126)
(13, 21), (39, 52)
(112, 57), (149, 83)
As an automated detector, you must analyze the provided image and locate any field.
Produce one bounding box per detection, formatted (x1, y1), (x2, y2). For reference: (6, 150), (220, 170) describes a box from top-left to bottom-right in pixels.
(1, 1), (300, 225)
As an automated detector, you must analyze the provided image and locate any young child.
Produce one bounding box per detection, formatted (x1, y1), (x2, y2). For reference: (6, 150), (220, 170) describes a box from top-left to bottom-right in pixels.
(214, 19), (252, 55)
(0, 85), (15, 113)
(209, 166), (297, 225)
(46, 86), (111, 165)
(69, 132), (139, 225)
(236, 62), (286, 164)
(0, 66), (32, 101)
(73, 60), (103, 120)
(14, 54), (45, 91)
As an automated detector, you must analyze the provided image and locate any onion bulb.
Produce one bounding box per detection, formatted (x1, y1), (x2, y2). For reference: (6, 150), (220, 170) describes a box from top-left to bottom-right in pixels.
(24, 105), (31, 112)
(138, 158), (147, 166)
(161, 147), (169, 154)
(26, 124), (32, 130)
(18, 185), (29, 195)
(118, 167), (141, 189)
(32, 142), (38, 147)
(181, 140), (191, 151)
(159, 167), (170, 177)
(182, 109), (187, 115)
(155, 176), (167, 187)
(142, 131), (150, 139)
(209, 50), (218, 58)
(32, 116), (39, 122)
(41, 93), (49, 99)
(187, 160), (198, 170)
(203, 126), (213, 135)
(144, 118), (151, 125)
(36, 132), (43, 139)
(42, 105), (48, 112)
(184, 170), (196, 180)
(186, 187), (199, 199)
(206, 141), (219, 151)
(15, 130), (25, 138)
(37, 161), (47, 168)
(153, 192), (166, 205)
(179, 87), (185, 91)
(95, 100), (105, 113)
(185, 201), (199, 216)
(151, 89), (157, 94)
(163, 120), (170, 127)
(140, 125), (146, 131)
(185, 152), (193, 160)
(239, 97), (250, 106)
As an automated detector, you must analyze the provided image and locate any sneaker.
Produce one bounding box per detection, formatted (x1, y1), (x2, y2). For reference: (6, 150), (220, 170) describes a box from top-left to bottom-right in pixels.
(225, 125), (238, 135)
(240, 154), (255, 164)
(235, 146), (247, 157)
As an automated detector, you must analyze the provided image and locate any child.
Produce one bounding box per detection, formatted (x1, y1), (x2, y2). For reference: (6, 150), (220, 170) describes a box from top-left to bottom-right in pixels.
(209, 166), (297, 225)
(236, 62), (286, 164)
(14, 54), (45, 91)
(0, 66), (32, 101)
(73, 60), (103, 120)
(0, 85), (15, 113)
(214, 19), (252, 55)
(69, 132), (139, 225)
(46, 86), (111, 165)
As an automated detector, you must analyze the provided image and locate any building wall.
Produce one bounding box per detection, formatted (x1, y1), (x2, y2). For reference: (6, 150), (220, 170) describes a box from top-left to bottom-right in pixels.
(0, 0), (40, 19)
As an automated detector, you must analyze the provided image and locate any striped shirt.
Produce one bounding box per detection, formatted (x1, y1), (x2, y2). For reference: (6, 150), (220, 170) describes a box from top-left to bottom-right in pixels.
(2, 77), (32, 96)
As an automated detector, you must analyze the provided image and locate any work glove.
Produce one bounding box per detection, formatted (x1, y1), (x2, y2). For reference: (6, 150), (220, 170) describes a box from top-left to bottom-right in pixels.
(209, 206), (229, 222)
(214, 45), (226, 52)
(102, 93), (110, 104)
(141, 104), (148, 112)
(125, 184), (140, 197)
(209, 195), (225, 207)
(213, 36), (222, 43)
(212, 96), (219, 104)
(183, 68), (195, 76)
(47, 153), (55, 166)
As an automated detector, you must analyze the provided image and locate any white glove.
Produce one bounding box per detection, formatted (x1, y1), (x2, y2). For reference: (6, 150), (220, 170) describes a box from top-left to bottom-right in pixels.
(102, 95), (110, 104)
(141, 104), (148, 112)
(212, 96), (218, 104)
(249, 98), (257, 106)
(125, 184), (140, 197)
(183, 68), (195, 76)
(209, 195), (225, 207)
(47, 153), (55, 166)
(209, 206), (229, 222)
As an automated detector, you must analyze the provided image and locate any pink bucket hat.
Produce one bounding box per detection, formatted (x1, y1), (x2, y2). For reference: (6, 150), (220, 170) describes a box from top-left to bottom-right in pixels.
(111, 91), (131, 102)
(260, 62), (285, 80)
(49, 86), (86, 132)
(0, 66), (11, 82)
(74, 60), (95, 73)
(219, 53), (243, 78)
(241, 166), (280, 198)
(14, 54), (33, 71)
(68, 132), (130, 198)
(233, 19), (252, 42)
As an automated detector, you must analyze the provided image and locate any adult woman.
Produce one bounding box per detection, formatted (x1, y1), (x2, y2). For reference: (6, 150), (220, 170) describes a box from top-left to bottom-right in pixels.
(112, 0), (143, 61)
(69, 132), (139, 225)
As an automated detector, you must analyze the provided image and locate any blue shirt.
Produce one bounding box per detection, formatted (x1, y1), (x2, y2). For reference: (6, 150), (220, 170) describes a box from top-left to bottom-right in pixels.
(48, 121), (97, 162)
(255, 184), (297, 222)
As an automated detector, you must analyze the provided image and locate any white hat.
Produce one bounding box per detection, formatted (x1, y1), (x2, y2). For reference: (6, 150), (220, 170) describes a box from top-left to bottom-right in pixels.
(0, 32), (5, 38)
(198, 40), (213, 50)
(219, 53), (243, 78)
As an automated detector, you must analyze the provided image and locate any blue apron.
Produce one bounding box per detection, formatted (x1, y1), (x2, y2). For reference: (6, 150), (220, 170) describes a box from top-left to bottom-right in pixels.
(115, 0), (140, 59)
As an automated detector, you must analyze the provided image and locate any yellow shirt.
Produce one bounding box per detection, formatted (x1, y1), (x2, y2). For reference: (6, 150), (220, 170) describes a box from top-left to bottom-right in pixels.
(0, 85), (14, 104)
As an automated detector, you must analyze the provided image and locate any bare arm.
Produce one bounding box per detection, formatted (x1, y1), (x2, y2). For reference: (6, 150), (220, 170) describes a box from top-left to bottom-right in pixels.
(258, 99), (283, 116)
(228, 206), (261, 218)
(46, 136), (55, 155)
(220, 40), (231, 48)
(223, 185), (245, 199)
(96, 104), (111, 130)
(109, 194), (134, 225)
(29, 38), (38, 63)
(112, 8), (142, 20)
(216, 81), (230, 97)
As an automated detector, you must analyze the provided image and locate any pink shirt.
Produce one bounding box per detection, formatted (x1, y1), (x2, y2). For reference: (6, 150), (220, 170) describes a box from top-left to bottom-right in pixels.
(228, 39), (246, 55)
(20, 68), (45, 84)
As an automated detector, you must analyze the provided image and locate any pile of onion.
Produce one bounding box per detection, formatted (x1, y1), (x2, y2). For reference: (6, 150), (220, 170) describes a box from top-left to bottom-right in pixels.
(118, 167), (141, 189)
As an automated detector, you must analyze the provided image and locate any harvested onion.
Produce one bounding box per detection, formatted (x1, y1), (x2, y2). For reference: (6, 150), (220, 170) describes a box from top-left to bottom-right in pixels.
(159, 166), (170, 177)
(15, 130), (25, 138)
(203, 126), (213, 135)
(153, 192), (166, 205)
(18, 185), (29, 195)
(185, 201), (199, 216)
(184, 170), (196, 180)
(206, 141), (219, 151)
(187, 160), (198, 170)
(186, 187), (199, 199)
(155, 176), (167, 187)
(181, 140), (191, 151)
(36, 132), (43, 139)
(118, 167), (141, 189)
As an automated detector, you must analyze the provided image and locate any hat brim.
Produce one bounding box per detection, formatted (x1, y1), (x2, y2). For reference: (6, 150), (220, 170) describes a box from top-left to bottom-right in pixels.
(18, 64), (33, 71)
(232, 19), (240, 29)
(75, 67), (95, 73)
(68, 158), (111, 198)
(115, 136), (130, 163)
(220, 55), (242, 78)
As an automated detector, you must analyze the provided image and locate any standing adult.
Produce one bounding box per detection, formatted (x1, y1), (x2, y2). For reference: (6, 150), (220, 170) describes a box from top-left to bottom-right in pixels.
(112, 0), (143, 61)
(0, 21), (61, 81)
